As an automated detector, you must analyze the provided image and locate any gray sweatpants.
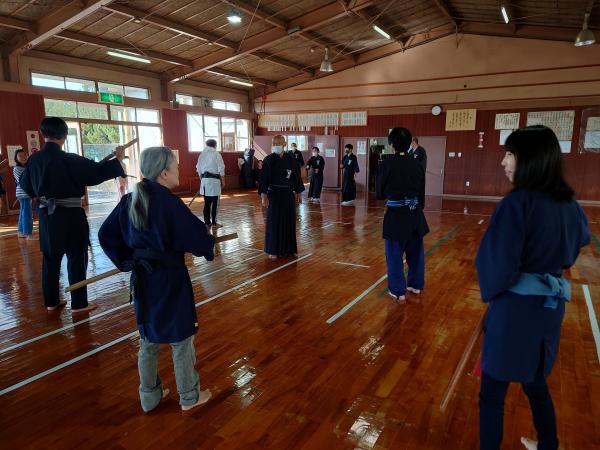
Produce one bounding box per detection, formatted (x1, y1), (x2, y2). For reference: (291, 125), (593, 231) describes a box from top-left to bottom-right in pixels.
(138, 334), (200, 412)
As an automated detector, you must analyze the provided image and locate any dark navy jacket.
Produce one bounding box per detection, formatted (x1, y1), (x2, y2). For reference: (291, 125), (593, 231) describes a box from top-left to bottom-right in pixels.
(476, 190), (589, 382)
(99, 180), (215, 343)
(20, 142), (124, 254)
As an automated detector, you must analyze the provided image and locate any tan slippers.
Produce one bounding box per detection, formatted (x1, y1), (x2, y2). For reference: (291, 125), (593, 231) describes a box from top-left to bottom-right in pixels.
(47, 300), (67, 311)
(71, 303), (98, 314)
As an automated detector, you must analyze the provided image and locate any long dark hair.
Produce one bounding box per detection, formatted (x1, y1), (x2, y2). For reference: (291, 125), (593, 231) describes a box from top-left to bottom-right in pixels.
(14, 149), (25, 167)
(505, 125), (574, 202)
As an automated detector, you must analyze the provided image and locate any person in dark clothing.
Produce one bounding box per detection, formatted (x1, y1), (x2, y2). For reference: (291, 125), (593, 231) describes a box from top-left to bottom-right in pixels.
(99, 146), (214, 413)
(306, 146), (325, 203)
(376, 127), (429, 303)
(340, 144), (359, 205)
(20, 117), (125, 313)
(289, 143), (305, 169)
(476, 126), (589, 450)
(259, 135), (304, 259)
(409, 137), (427, 171)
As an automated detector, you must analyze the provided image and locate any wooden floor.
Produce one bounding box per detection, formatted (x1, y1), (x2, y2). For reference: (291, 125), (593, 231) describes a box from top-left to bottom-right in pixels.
(0, 190), (599, 450)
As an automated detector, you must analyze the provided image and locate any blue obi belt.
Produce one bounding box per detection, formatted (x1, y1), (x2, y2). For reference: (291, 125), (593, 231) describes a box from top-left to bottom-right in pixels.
(386, 197), (419, 210)
(509, 272), (570, 309)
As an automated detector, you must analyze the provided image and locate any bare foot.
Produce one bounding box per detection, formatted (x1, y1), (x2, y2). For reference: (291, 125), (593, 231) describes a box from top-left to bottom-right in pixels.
(388, 292), (406, 303)
(211, 223), (223, 229)
(268, 254), (277, 260)
(71, 303), (98, 314)
(407, 287), (421, 294)
(162, 388), (170, 400)
(520, 437), (537, 450)
(181, 389), (211, 411)
(26, 235), (38, 240)
(47, 300), (67, 311)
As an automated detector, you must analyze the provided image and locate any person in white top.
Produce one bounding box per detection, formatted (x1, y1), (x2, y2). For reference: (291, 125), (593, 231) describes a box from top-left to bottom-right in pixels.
(196, 139), (226, 228)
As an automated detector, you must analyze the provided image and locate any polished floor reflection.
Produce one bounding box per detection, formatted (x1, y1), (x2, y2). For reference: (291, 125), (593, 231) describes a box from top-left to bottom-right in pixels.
(0, 190), (599, 449)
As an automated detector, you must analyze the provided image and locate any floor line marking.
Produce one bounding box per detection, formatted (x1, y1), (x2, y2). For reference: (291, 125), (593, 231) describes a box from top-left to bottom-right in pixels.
(327, 226), (462, 320)
(0, 254), (313, 396)
(582, 284), (600, 365)
(335, 262), (371, 268)
(0, 250), (268, 355)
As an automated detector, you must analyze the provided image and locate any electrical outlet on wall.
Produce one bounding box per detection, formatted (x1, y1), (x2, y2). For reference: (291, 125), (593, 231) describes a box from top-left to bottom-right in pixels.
(466, 181), (470, 187)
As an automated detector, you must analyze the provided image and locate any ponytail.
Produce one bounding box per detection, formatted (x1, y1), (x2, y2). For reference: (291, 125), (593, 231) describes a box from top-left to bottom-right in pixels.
(129, 146), (174, 230)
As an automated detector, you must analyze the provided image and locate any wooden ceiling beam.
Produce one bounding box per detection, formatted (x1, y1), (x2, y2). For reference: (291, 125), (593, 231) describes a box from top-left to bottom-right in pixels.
(207, 68), (276, 86)
(253, 51), (314, 75)
(1, 0), (116, 57)
(164, 0), (375, 82)
(431, 0), (458, 28)
(57, 30), (193, 67)
(103, 3), (238, 49)
(0, 15), (34, 32)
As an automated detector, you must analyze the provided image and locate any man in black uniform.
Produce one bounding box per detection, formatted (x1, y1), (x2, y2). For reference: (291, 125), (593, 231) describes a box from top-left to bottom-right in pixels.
(376, 127), (429, 303)
(340, 144), (359, 206)
(289, 142), (305, 170)
(20, 117), (125, 313)
(409, 137), (427, 171)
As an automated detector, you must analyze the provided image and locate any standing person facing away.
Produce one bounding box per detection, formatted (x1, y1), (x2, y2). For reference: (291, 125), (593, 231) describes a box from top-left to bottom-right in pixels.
(476, 125), (590, 450)
(99, 146), (215, 413)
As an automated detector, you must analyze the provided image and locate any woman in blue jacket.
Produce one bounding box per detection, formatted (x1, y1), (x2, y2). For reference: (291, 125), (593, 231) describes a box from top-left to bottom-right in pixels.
(476, 126), (589, 450)
(99, 146), (215, 413)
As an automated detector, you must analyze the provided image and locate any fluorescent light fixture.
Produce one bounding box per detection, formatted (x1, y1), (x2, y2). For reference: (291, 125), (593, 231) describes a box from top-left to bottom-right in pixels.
(319, 47), (333, 72)
(107, 50), (151, 64)
(229, 79), (253, 87)
(575, 13), (596, 47)
(373, 25), (391, 39)
(227, 8), (242, 24)
(500, 5), (509, 24)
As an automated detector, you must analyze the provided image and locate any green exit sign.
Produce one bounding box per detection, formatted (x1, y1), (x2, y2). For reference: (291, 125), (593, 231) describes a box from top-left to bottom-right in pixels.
(98, 92), (124, 105)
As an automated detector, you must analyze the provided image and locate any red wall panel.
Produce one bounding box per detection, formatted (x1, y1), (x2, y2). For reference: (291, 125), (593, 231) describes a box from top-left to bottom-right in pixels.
(0, 91), (46, 209)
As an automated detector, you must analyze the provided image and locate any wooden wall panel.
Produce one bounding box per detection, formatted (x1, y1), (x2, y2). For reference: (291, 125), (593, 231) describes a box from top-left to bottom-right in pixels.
(0, 91), (45, 209)
(256, 105), (600, 201)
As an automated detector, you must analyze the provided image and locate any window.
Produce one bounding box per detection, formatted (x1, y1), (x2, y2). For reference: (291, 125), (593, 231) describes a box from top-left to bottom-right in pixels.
(237, 119), (249, 151)
(287, 135), (308, 151)
(77, 102), (109, 120)
(124, 85), (149, 99)
(44, 98), (77, 118)
(187, 113), (251, 152)
(32, 72), (150, 99)
(187, 114), (204, 152)
(98, 82), (124, 96)
(204, 116), (220, 143)
(32, 73), (66, 89)
(176, 93), (241, 111)
(110, 106), (137, 122)
(221, 117), (236, 151)
(45, 99), (158, 124)
(176, 94), (194, 106)
(136, 108), (160, 124)
(65, 77), (95, 93)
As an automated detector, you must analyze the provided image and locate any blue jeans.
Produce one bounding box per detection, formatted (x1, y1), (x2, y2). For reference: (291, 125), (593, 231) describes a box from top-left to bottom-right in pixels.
(384, 238), (425, 297)
(138, 335), (200, 412)
(17, 197), (33, 235)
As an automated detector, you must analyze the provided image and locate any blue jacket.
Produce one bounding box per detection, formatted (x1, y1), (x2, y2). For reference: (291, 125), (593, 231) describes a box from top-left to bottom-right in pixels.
(476, 191), (589, 382)
(99, 180), (214, 343)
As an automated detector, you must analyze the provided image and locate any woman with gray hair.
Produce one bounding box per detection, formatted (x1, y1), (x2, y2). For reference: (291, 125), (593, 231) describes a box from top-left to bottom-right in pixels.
(99, 146), (215, 413)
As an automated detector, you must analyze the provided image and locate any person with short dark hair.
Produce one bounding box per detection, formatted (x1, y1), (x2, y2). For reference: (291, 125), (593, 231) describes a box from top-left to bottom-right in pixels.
(13, 149), (36, 239)
(409, 137), (427, 171)
(340, 143), (359, 205)
(99, 146), (214, 413)
(289, 142), (305, 169)
(196, 139), (225, 229)
(306, 146), (325, 203)
(476, 125), (590, 450)
(260, 135), (304, 259)
(19, 117), (126, 313)
(377, 127), (429, 303)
